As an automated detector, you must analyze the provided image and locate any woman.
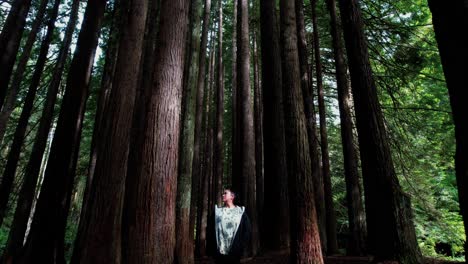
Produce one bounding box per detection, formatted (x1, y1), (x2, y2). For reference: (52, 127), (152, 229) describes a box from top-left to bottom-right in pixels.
(208, 188), (251, 264)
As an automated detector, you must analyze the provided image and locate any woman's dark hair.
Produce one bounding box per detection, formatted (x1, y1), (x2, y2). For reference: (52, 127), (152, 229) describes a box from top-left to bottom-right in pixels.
(224, 187), (236, 200)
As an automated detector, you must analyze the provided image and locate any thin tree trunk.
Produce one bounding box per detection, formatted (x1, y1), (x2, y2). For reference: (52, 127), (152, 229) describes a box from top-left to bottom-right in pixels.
(71, 0), (148, 262)
(175, 0), (202, 260)
(189, 0), (211, 246)
(253, 29), (264, 251)
(325, 0), (366, 255)
(237, 0), (259, 255)
(338, 0), (422, 262)
(0, 0), (33, 109)
(259, 0), (290, 252)
(229, 0), (237, 188)
(0, 0), (48, 143)
(279, 0), (324, 262)
(0, 0), (61, 228)
(1, 0), (80, 260)
(85, 0), (123, 190)
(214, 0), (224, 207)
(122, 0), (189, 261)
(310, 0), (338, 255)
(17, 0), (107, 262)
(428, 1), (468, 260)
(295, 0), (327, 253)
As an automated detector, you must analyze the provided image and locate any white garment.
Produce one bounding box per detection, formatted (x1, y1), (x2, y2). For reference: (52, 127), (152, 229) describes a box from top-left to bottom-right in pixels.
(214, 205), (244, 255)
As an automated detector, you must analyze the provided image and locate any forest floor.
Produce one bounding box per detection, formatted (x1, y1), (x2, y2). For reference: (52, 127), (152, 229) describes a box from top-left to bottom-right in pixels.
(195, 252), (463, 264)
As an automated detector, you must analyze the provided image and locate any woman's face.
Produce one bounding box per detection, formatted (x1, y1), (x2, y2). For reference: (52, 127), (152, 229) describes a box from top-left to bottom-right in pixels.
(222, 190), (234, 203)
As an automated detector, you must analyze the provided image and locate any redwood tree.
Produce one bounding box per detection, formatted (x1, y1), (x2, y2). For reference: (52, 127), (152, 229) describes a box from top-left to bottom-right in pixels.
(17, 0), (107, 262)
(338, 0), (422, 262)
(259, 0), (290, 251)
(122, 0), (190, 261)
(311, 0), (338, 254)
(1, 0), (80, 260)
(428, 0), (468, 260)
(237, 0), (259, 255)
(279, 0), (324, 262)
(325, 0), (367, 255)
(71, 0), (148, 261)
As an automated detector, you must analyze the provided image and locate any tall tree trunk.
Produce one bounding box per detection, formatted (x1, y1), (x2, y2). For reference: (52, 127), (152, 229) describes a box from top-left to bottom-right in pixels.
(189, 0), (211, 246)
(0, 0), (61, 228)
(195, 68), (213, 257)
(17, 0), (107, 262)
(237, 0), (259, 255)
(310, 0), (338, 255)
(295, 0), (327, 253)
(229, 0), (237, 188)
(1, 0), (80, 260)
(427, 1), (468, 260)
(253, 29), (264, 251)
(259, 0), (290, 252)
(122, 0), (189, 261)
(325, 0), (366, 255)
(0, 0), (33, 109)
(214, 0), (224, 207)
(279, 0), (324, 262)
(337, 0), (422, 262)
(85, 0), (123, 190)
(0, 0), (48, 143)
(71, 0), (148, 262)
(175, 0), (202, 261)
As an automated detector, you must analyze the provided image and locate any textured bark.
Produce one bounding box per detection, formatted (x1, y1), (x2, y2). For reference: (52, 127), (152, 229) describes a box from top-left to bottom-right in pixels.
(189, 0), (211, 245)
(236, 0), (259, 255)
(175, 0), (202, 261)
(214, 0), (224, 207)
(0, 0), (48, 143)
(259, 0), (290, 252)
(18, 0), (106, 262)
(0, 0), (61, 229)
(229, 0), (237, 188)
(325, 0), (367, 255)
(253, 30), (264, 251)
(338, 0), (422, 262)
(279, 0), (324, 262)
(1, 0), (80, 260)
(428, 1), (468, 260)
(121, 0), (189, 261)
(85, 0), (123, 190)
(0, 0), (33, 109)
(71, 0), (148, 262)
(310, 0), (338, 255)
(295, 0), (327, 253)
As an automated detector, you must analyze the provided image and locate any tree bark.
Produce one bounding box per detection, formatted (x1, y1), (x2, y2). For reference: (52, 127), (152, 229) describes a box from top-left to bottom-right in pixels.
(189, 0), (211, 246)
(121, 0), (189, 261)
(337, 0), (422, 262)
(229, 0), (237, 188)
(427, 1), (468, 260)
(214, 0), (224, 207)
(0, 0), (61, 229)
(325, 0), (367, 255)
(0, 0), (33, 109)
(259, 0), (290, 252)
(71, 0), (148, 262)
(295, 0), (327, 253)
(0, 0), (48, 143)
(175, 0), (202, 261)
(17, 0), (107, 262)
(279, 0), (324, 262)
(310, 0), (338, 255)
(236, 0), (259, 255)
(1, 0), (80, 260)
